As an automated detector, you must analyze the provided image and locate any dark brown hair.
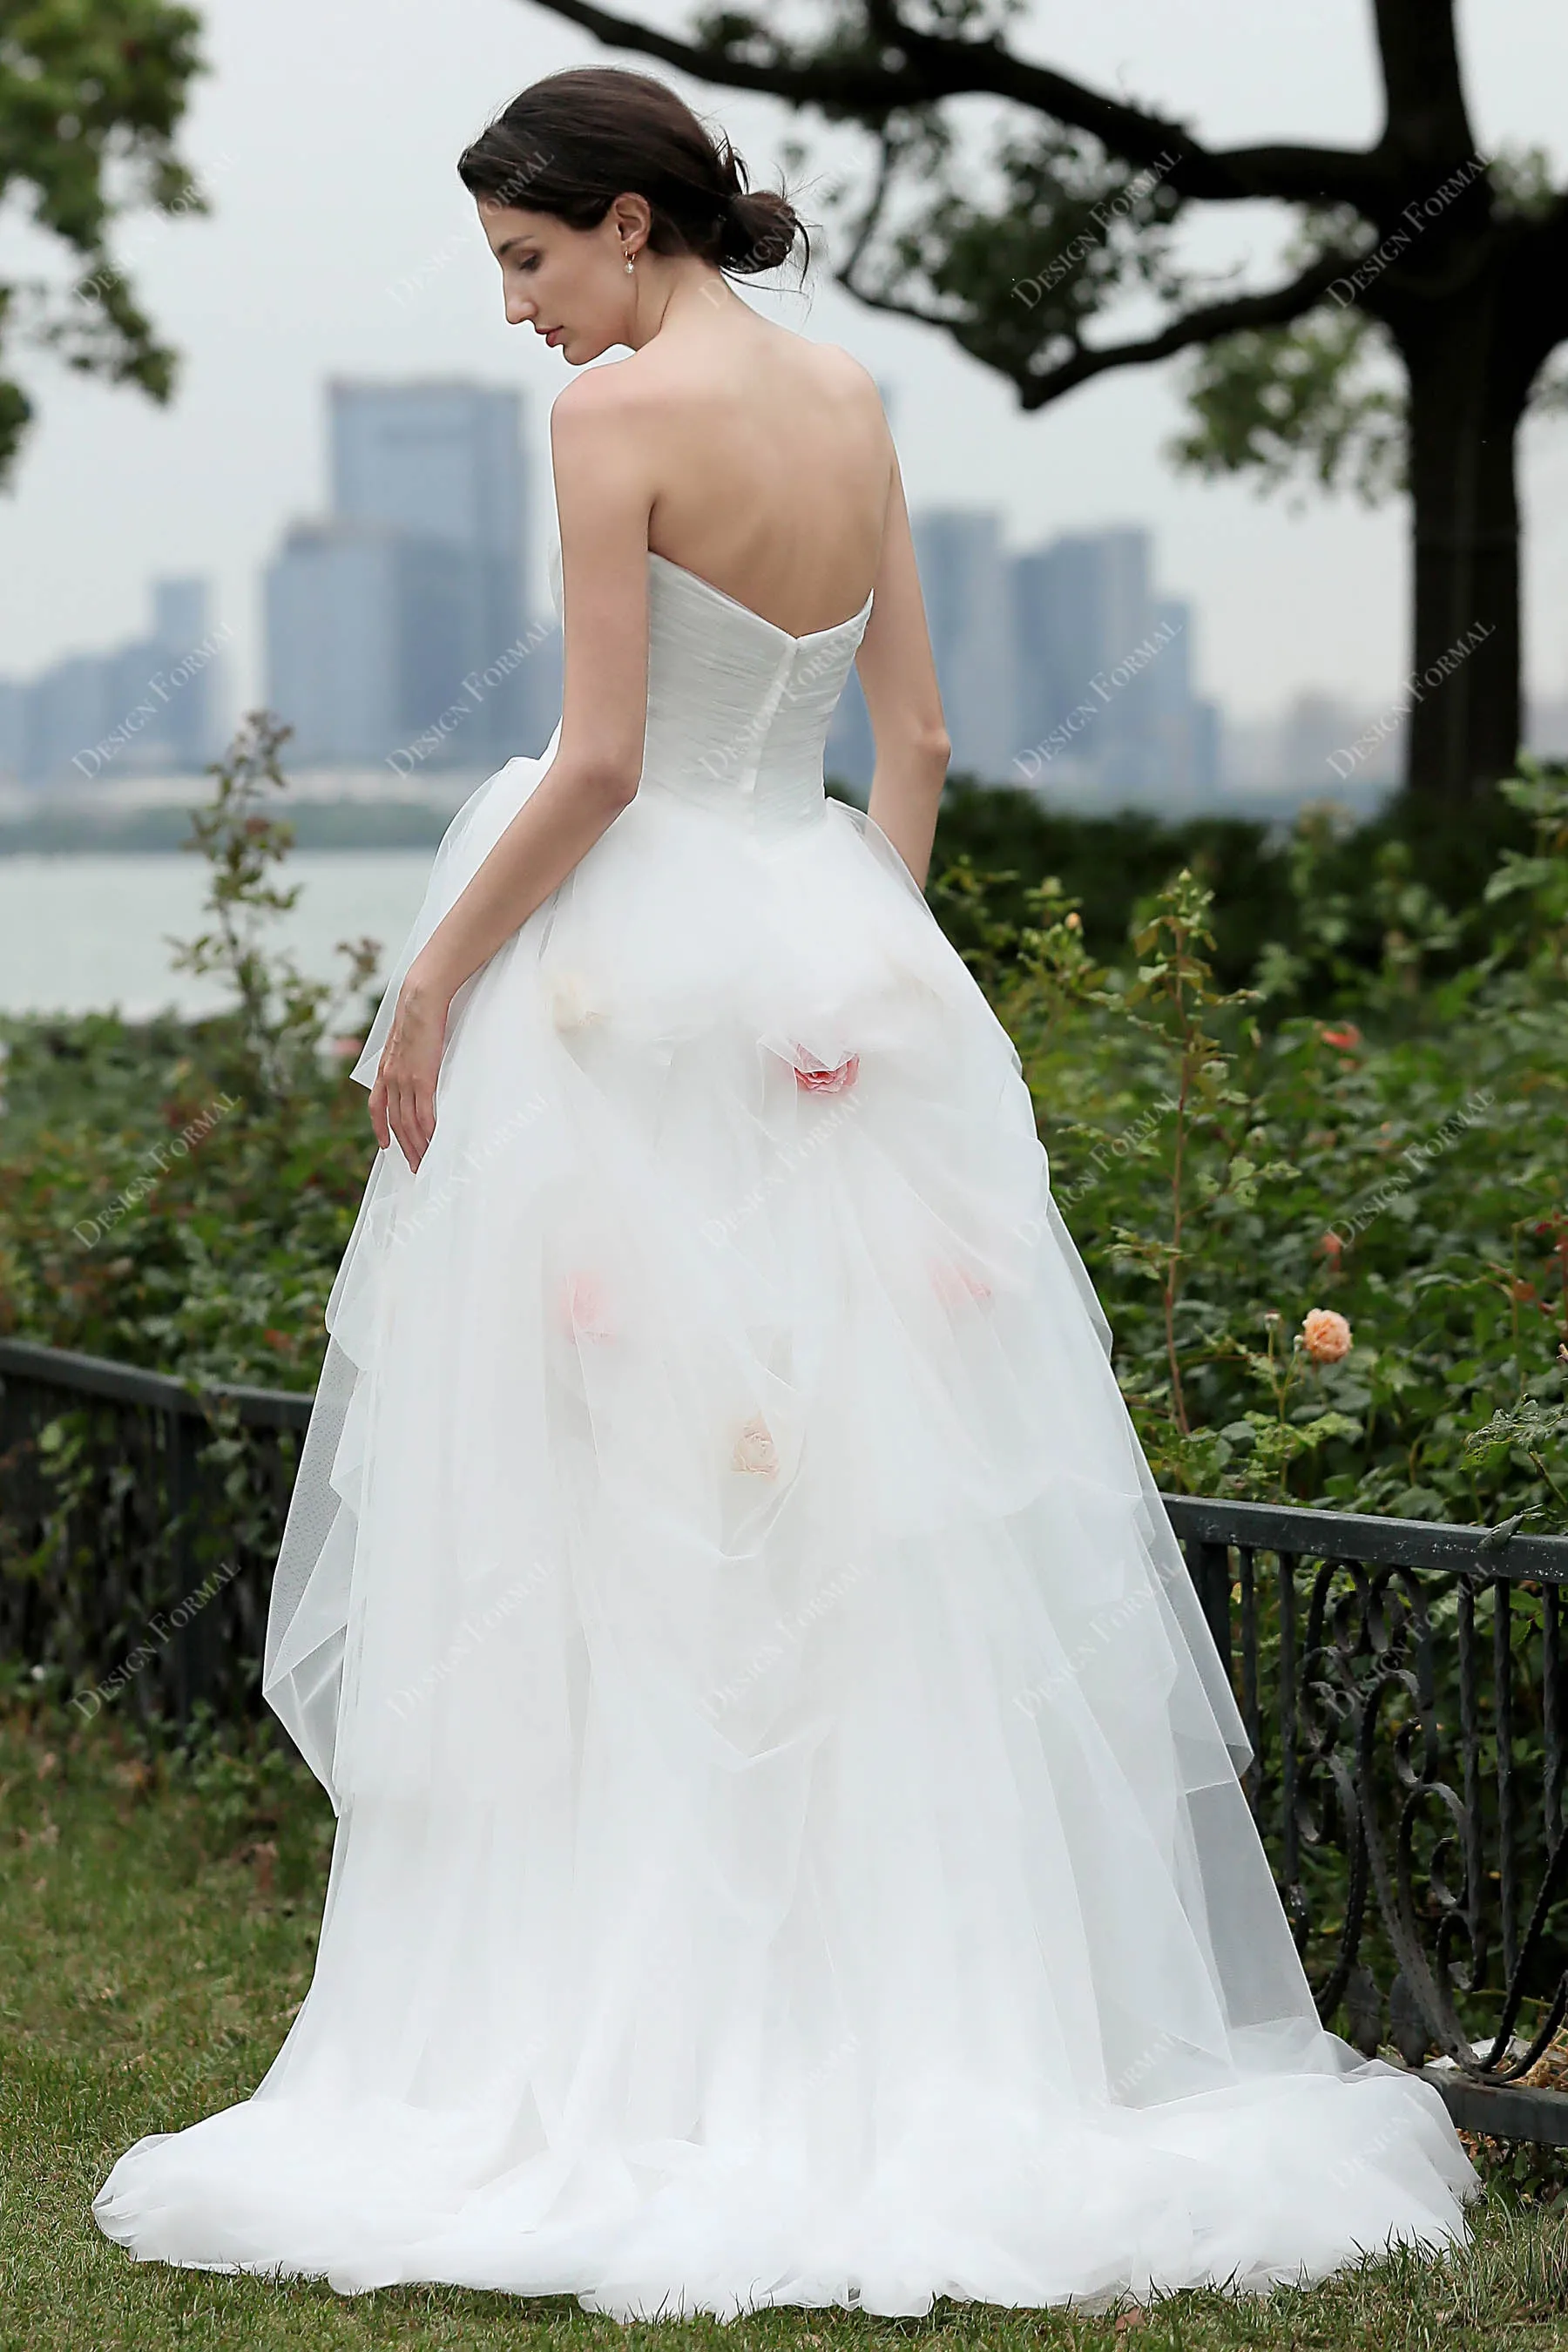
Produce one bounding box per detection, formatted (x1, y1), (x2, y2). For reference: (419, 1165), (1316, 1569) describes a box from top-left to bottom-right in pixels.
(456, 67), (809, 280)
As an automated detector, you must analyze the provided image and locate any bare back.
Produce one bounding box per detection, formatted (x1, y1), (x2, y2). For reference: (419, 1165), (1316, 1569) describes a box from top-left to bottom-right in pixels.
(549, 294), (951, 882)
(618, 317), (892, 639)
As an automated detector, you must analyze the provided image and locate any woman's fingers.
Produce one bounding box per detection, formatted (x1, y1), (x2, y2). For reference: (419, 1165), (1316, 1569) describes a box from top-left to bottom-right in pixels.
(387, 1072), (437, 1173)
(372, 969), (449, 1173)
(415, 1074), (436, 1157)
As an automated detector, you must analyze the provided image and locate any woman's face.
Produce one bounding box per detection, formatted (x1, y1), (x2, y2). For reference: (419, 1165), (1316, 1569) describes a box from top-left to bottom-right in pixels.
(476, 197), (641, 362)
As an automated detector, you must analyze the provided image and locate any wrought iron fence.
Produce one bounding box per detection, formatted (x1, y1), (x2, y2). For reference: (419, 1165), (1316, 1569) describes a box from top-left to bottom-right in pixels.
(0, 1336), (307, 1734)
(3, 1335), (1568, 2141)
(1166, 1494), (1568, 2146)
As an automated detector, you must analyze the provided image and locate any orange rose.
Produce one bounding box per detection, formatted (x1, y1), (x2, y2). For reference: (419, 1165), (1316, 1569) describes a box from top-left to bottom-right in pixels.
(1301, 1308), (1353, 1364)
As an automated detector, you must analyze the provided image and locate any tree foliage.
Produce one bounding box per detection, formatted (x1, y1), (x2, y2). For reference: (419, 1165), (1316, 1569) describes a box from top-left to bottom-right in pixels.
(0, 0), (206, 482)
(522, 0), (1568, 798)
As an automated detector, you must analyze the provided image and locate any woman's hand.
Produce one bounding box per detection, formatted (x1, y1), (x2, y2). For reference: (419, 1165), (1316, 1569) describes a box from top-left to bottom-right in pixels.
(368, 956), (451, 1173)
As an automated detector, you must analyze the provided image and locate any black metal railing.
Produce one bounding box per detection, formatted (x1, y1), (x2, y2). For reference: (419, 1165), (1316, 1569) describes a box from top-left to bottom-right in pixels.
(4, 1336), (1568, 2140)
(1165, 1494), (1568, 2145)
(0, 1335), (307, 1734)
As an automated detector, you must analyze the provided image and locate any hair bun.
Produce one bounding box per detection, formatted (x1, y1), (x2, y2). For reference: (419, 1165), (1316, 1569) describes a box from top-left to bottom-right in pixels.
(717, 180), (803, 275)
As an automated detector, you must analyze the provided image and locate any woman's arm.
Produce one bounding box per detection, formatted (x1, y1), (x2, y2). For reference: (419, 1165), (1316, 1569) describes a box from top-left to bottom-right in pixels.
(370, 371), (653, 1173)
(855, 451), (952, 891)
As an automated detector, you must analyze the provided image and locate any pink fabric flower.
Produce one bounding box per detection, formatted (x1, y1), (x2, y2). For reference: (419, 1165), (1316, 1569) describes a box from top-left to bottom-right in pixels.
(929, 1259), (992, 1306)
(1301, 1308), (1353, 1364)
(794, 1050), (859, 1095)
(558, 1271), (615, 1341)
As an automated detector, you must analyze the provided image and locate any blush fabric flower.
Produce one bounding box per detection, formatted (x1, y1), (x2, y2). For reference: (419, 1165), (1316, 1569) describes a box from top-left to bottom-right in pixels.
(929, 1258), (992, 1307)
(794, 1050), (859, 1095)
(558, 1271), (615, 1341)
(1301, 1308), (1353, 1364)
(731, 1413), (779, 1475)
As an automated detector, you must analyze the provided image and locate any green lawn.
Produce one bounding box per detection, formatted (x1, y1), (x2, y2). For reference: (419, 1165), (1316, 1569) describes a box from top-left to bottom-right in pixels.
(3, 1693), (1566, 2352)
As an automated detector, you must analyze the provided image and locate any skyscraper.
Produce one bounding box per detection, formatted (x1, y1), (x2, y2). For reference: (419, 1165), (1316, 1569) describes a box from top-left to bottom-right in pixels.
(910, 510), (1017, 786)
(0, 577), (227, 787)
(1008, 527), (1222, 805)
(267, 381), (553, 771)
(1010, 529), (1162, 794)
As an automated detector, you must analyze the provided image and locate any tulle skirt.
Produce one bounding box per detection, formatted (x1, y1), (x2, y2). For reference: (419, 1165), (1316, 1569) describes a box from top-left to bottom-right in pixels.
(93, 737), (1480, 2315)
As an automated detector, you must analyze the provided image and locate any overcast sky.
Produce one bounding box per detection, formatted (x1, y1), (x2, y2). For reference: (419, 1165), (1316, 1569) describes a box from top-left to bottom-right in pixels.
(1, 0), (1564, 726)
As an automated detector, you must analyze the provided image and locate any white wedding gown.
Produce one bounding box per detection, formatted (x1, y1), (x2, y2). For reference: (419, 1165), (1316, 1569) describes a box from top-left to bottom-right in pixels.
(94, 544), (1479, 2317)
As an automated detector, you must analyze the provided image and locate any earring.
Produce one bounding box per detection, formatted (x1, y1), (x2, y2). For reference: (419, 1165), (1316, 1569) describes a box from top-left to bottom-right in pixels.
(625, 251), (635, 274)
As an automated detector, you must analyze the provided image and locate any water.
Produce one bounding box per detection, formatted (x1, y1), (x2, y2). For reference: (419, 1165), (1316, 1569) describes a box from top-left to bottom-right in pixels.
(0, 851), (436, 1020)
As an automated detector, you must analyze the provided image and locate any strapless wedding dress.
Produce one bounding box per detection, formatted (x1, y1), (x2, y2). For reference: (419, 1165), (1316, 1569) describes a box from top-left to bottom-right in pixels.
(93, 545), (1478, 2318)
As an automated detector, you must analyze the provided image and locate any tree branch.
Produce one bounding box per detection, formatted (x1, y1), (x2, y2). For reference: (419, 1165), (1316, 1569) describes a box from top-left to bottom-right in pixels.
(836, 253), (1358, 412)
(518, 0), (1389, 209)
(1371, 0), (1477, 169)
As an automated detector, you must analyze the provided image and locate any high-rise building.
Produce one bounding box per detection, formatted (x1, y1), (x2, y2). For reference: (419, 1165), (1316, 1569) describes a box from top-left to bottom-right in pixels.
(0, 679), (21, 786)
(1009, 527), (1222, 806)
(827, 508), (1220, 808)
(266, 381), (555, 772)
(0, 577), (228, 787)
(1010, 528), (1165, 796)
(911, 510), (1018, 787)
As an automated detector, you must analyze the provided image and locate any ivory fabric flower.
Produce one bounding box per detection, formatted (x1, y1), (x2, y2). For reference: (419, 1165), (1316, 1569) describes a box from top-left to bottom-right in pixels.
(732, 1414), (779, 1475)
(548, 970), (599, 1031)
(1301, 1308), (1353, 1364)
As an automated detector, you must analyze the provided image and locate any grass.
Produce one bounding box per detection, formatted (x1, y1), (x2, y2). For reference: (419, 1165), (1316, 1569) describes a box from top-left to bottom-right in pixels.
(3, 1693), (1568, 2351)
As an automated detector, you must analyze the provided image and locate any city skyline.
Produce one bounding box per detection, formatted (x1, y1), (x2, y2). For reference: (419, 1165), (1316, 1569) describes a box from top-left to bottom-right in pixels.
(6, 405), (1566, 811)
(3, 0), (1565, 752)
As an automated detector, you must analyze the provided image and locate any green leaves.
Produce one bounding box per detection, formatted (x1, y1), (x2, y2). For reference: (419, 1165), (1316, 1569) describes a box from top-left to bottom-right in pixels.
(0, 0), (206, 482)
(1169, 308), (1406, 509)
(0, 713), (386, 1387)
(166, 711), (383, 1105)
(951, 763), (1568, 1525)
(826, 113), (1187, 391)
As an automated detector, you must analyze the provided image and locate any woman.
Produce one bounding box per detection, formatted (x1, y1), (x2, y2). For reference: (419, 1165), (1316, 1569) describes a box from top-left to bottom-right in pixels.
(94, 65), (1479, 2319)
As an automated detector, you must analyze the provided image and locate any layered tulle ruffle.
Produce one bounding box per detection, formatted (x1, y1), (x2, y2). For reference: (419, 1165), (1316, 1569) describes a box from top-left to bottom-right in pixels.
(95, 639), (1479, 2313)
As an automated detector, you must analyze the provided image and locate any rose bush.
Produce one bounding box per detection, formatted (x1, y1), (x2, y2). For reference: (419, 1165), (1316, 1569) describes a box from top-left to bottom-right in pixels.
(1, 730), (1564, 1534)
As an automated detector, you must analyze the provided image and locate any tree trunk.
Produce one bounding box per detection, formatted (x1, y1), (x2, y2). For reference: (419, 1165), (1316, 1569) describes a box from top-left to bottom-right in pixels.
(1399, 296), (1529, 806)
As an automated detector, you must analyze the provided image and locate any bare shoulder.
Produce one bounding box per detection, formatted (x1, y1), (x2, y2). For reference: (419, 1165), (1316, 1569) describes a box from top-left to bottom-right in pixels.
(549, 361), (641, 440)
(803, 342), (894, 480)
(807, 340), (883, 405)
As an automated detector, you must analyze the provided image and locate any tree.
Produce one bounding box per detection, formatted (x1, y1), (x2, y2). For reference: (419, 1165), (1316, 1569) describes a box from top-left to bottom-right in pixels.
(519, 0), (1568, 808)
(0, 0), (206, 488)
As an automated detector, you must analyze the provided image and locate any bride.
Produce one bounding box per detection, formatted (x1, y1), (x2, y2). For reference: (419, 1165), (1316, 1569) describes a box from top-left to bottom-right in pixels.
(94, 64), (1479, 2319)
